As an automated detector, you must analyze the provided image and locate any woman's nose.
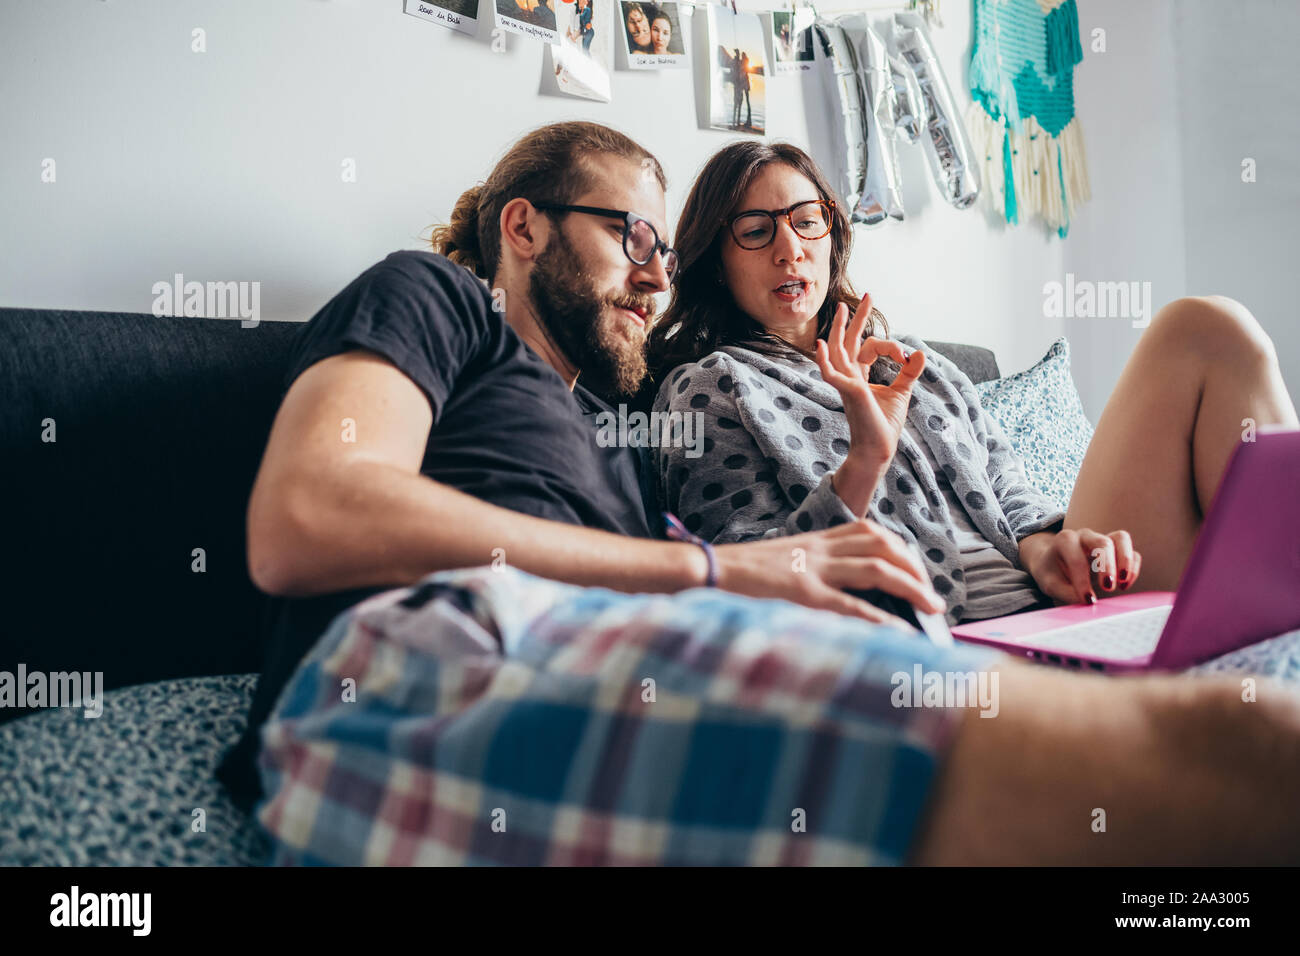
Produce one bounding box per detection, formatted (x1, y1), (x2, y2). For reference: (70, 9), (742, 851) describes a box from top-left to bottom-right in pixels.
(772, 223), (804, 262)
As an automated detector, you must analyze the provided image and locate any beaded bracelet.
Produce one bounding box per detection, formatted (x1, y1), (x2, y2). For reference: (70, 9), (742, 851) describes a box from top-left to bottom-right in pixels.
(662, 512), (719, 587)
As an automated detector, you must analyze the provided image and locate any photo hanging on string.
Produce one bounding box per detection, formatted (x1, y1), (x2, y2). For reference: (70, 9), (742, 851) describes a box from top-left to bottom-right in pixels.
(552, 0), (614, 101)
(619, 1), (689, 70)
(495, 0), (560, 43)
(706, 3), (767, 135)
(769, 7), (815, 74)
(403, 0), (479, 36)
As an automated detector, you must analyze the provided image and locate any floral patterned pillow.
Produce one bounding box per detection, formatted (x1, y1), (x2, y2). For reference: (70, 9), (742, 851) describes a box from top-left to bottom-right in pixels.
(975, 338), (1093, 512)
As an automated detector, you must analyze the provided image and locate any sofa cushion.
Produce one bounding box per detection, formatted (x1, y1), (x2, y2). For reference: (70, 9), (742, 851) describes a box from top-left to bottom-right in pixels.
(0, 673), (269, 865)
(974, 337), (1093, 511)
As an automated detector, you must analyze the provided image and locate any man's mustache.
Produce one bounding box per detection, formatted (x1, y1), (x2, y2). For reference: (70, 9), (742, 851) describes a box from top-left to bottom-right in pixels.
(609, 297), (657, 325)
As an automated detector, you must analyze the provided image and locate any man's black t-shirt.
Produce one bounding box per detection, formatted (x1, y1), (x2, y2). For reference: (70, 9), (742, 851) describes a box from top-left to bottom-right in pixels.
(217, 250), (652, 813)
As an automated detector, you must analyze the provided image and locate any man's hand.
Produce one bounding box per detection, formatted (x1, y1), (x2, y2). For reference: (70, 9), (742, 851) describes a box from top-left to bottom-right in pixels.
(713, 518), (946, 628)
(1019, 528), (1142, 605)
(814, 292), (925, 516)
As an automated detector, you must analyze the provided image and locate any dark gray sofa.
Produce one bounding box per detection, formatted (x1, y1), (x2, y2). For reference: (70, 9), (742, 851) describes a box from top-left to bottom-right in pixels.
(0, 305), (999, 865)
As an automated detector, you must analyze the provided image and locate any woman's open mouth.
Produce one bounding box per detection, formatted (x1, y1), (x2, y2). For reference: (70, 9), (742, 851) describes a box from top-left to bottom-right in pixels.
(773, 279), (808, 303)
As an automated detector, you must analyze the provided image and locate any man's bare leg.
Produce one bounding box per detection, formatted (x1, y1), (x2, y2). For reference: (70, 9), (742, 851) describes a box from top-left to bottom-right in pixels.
(909, 657), (1300, 864)
(1065, 295), (1298, 591)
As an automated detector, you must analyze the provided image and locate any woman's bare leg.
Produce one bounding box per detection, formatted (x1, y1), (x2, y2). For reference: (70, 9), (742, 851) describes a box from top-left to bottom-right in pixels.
(1063, 295), (1297, 591)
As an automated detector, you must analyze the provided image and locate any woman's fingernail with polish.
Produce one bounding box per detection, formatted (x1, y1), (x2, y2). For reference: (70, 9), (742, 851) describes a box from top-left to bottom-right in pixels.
(1086, 593), (1097, 605)
(1118, 569), (1128, 583)
(1102, 575), (1113, 590)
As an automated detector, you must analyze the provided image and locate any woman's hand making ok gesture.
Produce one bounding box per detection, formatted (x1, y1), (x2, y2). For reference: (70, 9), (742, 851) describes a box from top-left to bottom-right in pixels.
(814, 292), (926, 517)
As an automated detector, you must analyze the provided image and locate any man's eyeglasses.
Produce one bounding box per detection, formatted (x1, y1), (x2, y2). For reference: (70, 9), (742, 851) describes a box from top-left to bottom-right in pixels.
(726, 199), (835, 250)
(533, 203), (679, 284)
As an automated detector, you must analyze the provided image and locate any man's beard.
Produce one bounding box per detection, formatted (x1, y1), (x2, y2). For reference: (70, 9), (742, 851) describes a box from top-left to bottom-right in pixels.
(529, 226), (650, 399)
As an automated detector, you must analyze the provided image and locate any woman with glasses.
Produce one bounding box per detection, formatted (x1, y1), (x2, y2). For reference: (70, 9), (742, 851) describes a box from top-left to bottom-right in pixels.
(646, 141), (1297, 625)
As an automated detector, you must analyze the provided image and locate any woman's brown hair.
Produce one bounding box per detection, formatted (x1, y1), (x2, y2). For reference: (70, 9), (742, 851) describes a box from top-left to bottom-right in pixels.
(645, 140), (887, 384)
(429, 121), (666, 285)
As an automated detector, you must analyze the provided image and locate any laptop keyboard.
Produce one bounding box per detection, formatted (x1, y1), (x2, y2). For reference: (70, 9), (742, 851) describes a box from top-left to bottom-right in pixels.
(993, 605), (1173, 659)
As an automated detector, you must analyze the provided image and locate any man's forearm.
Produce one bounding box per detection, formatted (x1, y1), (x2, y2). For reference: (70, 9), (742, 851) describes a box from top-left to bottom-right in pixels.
(255, 459), (707, 598)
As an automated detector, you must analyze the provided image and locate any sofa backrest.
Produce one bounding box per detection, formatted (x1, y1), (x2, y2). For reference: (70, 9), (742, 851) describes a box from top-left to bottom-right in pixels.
(1, 309), (300, 720)
(926, 340), (1001, 385)
(0, 307), (999, 721)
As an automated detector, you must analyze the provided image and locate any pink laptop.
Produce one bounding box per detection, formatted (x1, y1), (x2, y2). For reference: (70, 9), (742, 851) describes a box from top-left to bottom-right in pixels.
(951, 429), (1300, 673)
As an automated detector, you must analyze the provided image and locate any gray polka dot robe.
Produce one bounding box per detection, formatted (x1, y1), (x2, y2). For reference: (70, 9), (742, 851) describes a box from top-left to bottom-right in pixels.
(651, 334), (1066, 623)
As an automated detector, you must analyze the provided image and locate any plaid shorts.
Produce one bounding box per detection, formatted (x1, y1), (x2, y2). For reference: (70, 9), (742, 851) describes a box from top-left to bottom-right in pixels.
(255, 567), (1004, 865)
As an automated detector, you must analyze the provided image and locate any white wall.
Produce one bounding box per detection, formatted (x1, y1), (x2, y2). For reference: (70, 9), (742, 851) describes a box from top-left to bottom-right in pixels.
(1064, 0), (1298, 421)
(1061, 0), (1188, 422)
(1174, 0), (1300, 411)
(1, 0), (1292, 420)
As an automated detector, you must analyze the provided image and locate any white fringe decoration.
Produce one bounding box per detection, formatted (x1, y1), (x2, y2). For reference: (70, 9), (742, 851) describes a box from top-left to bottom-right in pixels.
(967, 104), (1092, 235)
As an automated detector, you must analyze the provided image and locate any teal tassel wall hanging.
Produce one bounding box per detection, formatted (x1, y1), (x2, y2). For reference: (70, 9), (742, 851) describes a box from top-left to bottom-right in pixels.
(968, 0), (1091, 238)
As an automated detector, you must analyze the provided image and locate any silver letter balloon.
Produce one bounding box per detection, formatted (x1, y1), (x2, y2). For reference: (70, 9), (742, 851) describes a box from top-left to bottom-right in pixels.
(812, 21), (872, 224)
(893, 11), (980, 209)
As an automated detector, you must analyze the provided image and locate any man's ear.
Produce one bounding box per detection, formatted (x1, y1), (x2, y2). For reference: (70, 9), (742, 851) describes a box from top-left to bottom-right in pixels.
(499, 198), (546, 264)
